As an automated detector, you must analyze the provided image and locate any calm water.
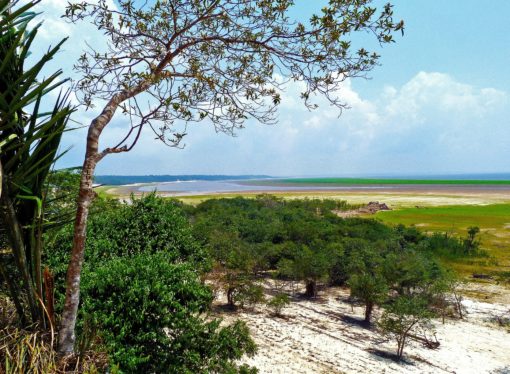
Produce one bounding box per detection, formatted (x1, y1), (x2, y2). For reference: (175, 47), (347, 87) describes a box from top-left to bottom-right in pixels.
(137, 180), (375, 194)
(136, 179), (510, 196)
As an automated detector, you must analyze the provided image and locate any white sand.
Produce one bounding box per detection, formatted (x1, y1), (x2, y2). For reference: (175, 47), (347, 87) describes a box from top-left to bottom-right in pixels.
(218, 282), (510, 374)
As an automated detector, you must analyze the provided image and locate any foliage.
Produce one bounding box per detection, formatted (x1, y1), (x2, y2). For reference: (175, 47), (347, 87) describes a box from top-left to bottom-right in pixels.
(232, 283), (265, 310)
(348, 272), (388, 323)
(47, 193), (209, 295)
(191, 196), (459, 304)
(80, 252), (256, 373)
(44, 168), (81, 227)
(378, 295), (434, 360)
(66, 0), (403, 144)
(46, 194), (255, 372)
(267, 293), (290, 317)
(0, 0), (74, 326)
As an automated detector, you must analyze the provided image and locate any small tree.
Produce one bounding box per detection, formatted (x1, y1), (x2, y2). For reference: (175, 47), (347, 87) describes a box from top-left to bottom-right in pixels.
(267, 293), (290, 317)
(347, 244), (387, 323)
(58, 0), (403, 352)
(285, 245), (332, 298)
(348, 273), (388, 323)
(429, 271), (466, 322)
(378, 295), (433, 361)
(463, 226), (480, 254)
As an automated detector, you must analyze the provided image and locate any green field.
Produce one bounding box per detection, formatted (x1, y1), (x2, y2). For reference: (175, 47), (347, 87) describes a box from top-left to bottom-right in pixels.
(374, 204), (510, 277)
(271, 178), (510, 185)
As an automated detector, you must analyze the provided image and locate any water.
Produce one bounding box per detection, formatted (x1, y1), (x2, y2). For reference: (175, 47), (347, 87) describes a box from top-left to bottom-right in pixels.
(137, 179), (398, 195)
(136, 179), (510, 196)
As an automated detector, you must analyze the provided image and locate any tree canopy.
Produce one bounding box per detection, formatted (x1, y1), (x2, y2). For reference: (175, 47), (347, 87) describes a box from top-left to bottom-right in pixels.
(58, 0), (403, 353)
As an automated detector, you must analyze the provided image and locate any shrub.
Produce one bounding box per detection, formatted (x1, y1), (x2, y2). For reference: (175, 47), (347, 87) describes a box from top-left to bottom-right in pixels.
(378, 295), (434, 361)
(233, 283), (265, 309)
(81, 252), (256, 373)
(46, 194), (209, 304)
(267, 294), (290, 317)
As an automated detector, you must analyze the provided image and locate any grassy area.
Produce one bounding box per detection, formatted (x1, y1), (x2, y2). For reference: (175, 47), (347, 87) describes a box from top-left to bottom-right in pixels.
(375, 204), (510, 278)
(271, 178), (510, 185)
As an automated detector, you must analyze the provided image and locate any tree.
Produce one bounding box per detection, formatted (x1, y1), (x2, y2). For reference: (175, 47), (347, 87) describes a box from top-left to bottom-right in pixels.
(206, 230), (263, 309)
(378, 295), (433, 361)
(463, 226), (480, 254)
(0, 0), (74, 326)
(348, 272), (388, 323)
(277, 244), (333, 298)
(58, 0), (403, 352)
(345, 242), (388, 323)
(267, 293), (290, 317)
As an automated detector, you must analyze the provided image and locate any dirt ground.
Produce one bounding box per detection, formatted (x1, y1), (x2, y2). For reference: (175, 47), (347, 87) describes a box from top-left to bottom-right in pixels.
(217, 281), (510, 374)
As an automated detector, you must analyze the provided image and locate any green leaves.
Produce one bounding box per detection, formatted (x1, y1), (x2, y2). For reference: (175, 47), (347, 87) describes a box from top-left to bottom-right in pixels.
(64, 0), (403, 146)
(0, 0), (74, 325)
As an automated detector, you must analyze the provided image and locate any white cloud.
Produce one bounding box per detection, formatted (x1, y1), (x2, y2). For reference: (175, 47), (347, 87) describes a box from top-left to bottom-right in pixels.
(34, 0), (507, 178)
(56, 71), (510, 175)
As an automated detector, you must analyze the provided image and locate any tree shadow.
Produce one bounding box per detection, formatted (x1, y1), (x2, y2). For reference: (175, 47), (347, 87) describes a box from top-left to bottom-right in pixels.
(366, 348), (414, 365)
(339, 314), (372, 329)
(491, 367), (510, 374)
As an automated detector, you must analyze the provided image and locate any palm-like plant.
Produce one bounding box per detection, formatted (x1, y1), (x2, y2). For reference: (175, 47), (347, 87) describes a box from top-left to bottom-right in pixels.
(0, 0), (74, 326)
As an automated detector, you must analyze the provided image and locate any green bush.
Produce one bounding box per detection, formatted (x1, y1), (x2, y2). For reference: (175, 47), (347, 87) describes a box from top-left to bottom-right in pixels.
(46, 194), (209, 297)
(267, 294), (290, 316)
(233, 283), (265, 309)
(81, 252), (256, 373)
(45, 195), (255, 372)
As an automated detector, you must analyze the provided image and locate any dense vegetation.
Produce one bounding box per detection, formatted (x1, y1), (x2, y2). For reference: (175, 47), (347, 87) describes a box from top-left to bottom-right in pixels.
(2, 179), (486, 370)
(186, 195), (482, 358)
(45, 195), (257, 373)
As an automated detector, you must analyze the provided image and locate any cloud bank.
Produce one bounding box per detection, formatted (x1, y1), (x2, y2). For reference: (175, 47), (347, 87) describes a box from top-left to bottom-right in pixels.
(35, 1), (510, 176)
(77, 71), (508, 176)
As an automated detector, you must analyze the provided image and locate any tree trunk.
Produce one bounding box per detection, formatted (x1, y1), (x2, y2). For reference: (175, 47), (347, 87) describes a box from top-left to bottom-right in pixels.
(396, 337), (404, 360)
(227, 287), (235, 308)
(56, 85), (149, 354)
(0, 185), (39, 323)
(364, 302), (373, 323)
(57, 156), (97, 354)
(305, 280), (317, 298)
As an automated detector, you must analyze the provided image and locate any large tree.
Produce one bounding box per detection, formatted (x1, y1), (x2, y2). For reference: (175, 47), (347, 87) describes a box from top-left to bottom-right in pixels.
(59, 0), (403, 353)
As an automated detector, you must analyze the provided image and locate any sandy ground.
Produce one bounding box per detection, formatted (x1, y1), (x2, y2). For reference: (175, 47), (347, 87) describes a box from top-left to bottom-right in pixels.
(217, 281), (510, 374)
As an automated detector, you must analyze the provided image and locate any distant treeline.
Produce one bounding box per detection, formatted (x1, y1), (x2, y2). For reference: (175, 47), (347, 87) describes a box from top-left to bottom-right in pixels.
(267, 177), (510, 185)
(94, 174), (272, 185)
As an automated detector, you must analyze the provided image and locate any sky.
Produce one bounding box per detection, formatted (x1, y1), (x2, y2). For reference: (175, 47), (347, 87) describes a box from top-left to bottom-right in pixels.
(35, 0), (510, 177)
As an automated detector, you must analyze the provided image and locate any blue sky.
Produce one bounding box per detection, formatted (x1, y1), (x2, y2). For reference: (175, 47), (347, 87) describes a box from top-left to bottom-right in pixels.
(37, 0), (510, 176)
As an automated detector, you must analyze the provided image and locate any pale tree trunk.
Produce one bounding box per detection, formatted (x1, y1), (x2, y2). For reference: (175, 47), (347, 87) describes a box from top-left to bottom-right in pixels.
(57, 96), (120, 353)
(57, 86), (147, 354)
(57, 156), (97, 353)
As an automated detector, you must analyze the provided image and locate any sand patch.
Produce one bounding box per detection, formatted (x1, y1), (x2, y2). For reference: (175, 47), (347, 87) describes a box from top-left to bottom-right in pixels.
(217, 282), (510, 374)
